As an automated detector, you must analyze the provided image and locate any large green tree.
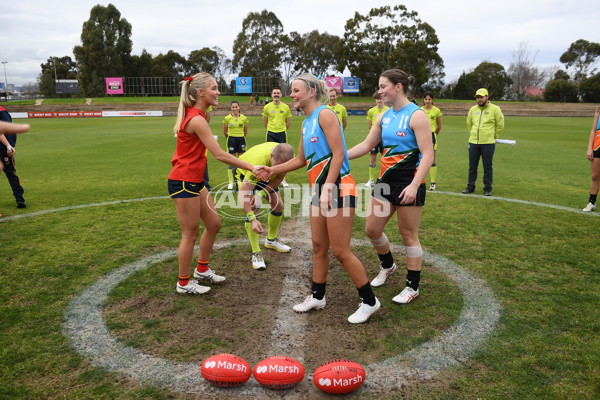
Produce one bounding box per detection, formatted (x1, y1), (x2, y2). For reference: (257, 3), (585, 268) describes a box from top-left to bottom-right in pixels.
(186, 48), (219, 76)
(291, 30), (342, 78)
(125, 49), (154, 77)
(559, 39), (600, 82)
(73, 4), (133, 97)
(340, 5), (444, 95)
(232, 10), (284, 77)
(544, 79), (579, 102)
(150, 51), (186, 78)
(37, 56), (77, 97)
(452, 62), (512, 100)
(579, 73), (600, 103)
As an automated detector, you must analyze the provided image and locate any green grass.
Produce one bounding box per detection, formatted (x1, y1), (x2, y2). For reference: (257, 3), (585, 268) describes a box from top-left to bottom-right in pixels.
(0, 114), (599, 399)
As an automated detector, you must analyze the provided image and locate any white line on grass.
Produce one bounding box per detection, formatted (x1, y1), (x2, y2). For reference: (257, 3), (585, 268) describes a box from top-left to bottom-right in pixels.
(431, 190), (599, 216)
(0, 196), (169, 222)
(2, 192), (597, 223)
(63, 237), (501, 396)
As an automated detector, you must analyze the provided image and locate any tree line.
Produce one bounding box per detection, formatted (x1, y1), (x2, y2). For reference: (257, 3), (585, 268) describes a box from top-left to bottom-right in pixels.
(36, 3), (600, 102)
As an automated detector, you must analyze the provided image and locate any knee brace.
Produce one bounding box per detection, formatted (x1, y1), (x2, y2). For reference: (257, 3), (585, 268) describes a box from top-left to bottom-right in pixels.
(405, 246), (423, 258)
(370, 232), (389, 247)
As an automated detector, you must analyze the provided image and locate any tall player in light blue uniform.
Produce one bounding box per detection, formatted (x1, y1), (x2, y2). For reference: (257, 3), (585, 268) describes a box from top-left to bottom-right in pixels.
(265, 73), (380, 324)
(348, 69), (433, 305)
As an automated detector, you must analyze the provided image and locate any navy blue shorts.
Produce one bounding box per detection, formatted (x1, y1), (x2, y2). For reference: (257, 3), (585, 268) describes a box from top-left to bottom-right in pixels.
(266, 131), (287, 144)
(372, 181), (426, 206)
(168, 179), (205, 198)
(227, 136), (246, 154)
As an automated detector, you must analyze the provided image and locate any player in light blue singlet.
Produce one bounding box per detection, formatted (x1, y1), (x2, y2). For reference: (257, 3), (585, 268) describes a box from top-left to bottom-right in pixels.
(263, 73), (380, 324)
(348, 69), (433, 306)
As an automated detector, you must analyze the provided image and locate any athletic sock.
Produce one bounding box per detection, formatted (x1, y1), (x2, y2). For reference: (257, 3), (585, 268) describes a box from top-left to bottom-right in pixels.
(406, 270), (421, 290)
(178, 274), (190, 287)
(377, 251), (394, 269)
(196, 259), (209, 274)
(267, 210), (282, 240)
(227, 166), (234, 184)
(245, 221), (261, 253)
(357, 283), (377, 307)
(311, 281), (327, 300)
(369, 164), (377, 181)
(430, 164), (437, 184)
(589, 194), (597, 205)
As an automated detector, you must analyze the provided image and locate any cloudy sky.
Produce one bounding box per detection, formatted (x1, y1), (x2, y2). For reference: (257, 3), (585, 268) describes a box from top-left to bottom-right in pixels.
(1, 0), (598, 88)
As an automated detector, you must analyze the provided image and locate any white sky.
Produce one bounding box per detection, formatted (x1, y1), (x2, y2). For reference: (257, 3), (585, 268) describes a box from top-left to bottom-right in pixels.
(1, 0), (598, 88)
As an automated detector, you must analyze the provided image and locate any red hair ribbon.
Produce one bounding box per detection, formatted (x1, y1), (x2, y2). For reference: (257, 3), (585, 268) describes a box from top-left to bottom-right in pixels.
(183, 76), (194, 81)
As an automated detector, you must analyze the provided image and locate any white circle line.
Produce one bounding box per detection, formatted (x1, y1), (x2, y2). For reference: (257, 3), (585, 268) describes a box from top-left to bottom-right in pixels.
(63, 238), (501, 395)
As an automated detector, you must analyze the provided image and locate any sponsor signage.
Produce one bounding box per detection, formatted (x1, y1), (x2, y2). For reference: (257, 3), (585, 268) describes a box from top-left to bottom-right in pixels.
(235, 77), (252, 94)
(325, 77), (342, 92)
(343, 77), (360, 93)
(27, 111), (102, 118)
(105, 77), (124, 95)
(102, 111), (163, 117)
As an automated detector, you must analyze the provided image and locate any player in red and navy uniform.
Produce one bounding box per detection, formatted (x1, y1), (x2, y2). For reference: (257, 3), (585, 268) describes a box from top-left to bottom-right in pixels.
(263, 73), (380, 324)
(348, 69), (433, 305)
(168, 73), (263, 295)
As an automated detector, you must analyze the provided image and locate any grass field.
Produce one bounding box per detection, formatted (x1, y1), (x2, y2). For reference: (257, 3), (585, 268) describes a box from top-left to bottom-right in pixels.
(0, 113), (599, 399)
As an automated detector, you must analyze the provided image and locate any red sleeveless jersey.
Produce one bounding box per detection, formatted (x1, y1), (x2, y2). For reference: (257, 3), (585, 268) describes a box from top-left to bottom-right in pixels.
(168, 107), (207, 182)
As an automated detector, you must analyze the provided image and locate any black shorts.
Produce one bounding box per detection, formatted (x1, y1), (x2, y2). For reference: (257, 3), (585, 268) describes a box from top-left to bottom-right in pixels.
(594, 149), (600, 158)
(311, 183), (356, 209)
(168, 179), (205, 198)
(227, 136), (246, 154)
(370, 143), (383, 154)
(372, 180), (426, 206)
(266, 131), (287, 144)
(237, 171), (280, 193)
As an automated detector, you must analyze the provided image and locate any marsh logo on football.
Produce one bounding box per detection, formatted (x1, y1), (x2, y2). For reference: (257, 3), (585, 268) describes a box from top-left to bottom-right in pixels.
(255, 365), (268, 374)
(319, 378), (332, 386)
(204, 361), (217, 368)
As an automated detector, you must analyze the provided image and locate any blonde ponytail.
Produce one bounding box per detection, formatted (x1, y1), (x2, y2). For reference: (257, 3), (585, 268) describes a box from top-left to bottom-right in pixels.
(172, 72), (215, 134)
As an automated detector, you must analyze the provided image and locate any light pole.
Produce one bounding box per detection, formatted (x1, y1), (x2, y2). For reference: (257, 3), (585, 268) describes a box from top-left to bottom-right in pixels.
(1, 61), (7, 95)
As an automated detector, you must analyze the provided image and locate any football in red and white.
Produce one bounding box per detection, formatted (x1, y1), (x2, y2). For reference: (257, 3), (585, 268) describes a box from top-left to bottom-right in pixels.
(313, 359), (366, 394)
(200, 353), (252, 387)
(253, 356), (305, 390)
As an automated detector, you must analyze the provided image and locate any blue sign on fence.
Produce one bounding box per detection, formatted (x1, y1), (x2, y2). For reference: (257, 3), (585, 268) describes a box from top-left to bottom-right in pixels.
(343, 77), (360, 93)
(235, 77), (252, 94)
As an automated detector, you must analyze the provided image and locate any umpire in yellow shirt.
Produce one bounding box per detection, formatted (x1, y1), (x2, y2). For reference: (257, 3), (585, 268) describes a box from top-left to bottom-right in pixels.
(262, 87), (292, 143)
(237, 142), (294, 270)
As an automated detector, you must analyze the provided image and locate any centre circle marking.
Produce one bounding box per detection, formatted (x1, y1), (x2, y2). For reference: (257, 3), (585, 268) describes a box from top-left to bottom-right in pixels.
(63, 237), (500, 395)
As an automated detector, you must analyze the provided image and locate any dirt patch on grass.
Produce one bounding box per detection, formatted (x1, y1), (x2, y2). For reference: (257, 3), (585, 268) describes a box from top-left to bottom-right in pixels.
(101, 218), (463, 398)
